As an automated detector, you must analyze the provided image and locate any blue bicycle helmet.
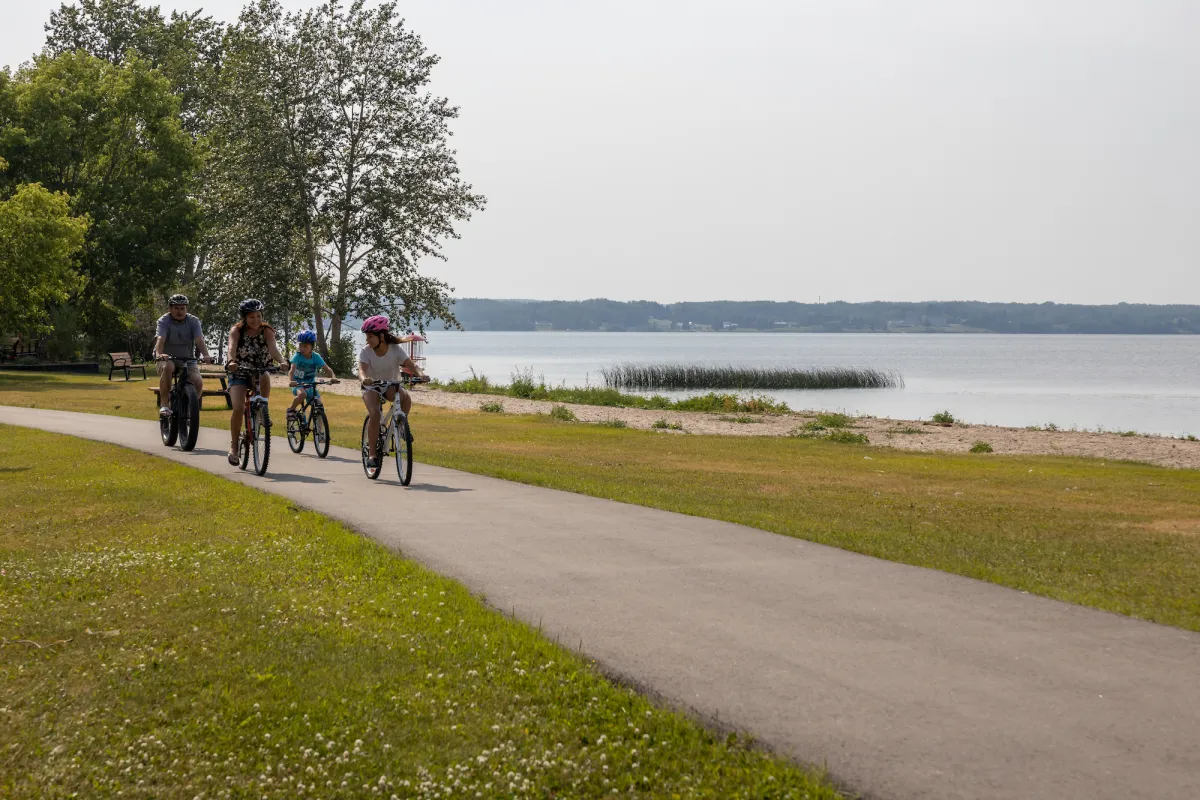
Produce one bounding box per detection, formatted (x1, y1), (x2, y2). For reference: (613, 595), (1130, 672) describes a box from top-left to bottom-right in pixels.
(296, 329), (317, 345)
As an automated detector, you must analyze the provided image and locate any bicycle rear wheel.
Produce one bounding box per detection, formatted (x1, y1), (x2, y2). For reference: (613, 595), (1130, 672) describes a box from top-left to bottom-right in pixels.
(179, 384), (200, 451)
(160, 389), (178, 447)
(394, 416), (413, 486)
(287, 403), (305, 453)
(313, 407), (330, 458)
(361, 417), (382, 479)
(239, 408), (251, 471)
(252, 403), (271, 475)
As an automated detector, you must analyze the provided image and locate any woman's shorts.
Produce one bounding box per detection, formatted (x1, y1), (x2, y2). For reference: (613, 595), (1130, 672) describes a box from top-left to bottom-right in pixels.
(228, 374), (252, 388)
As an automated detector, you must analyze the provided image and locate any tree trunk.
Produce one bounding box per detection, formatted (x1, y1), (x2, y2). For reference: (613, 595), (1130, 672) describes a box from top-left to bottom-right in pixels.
(304, 220), (328, 358)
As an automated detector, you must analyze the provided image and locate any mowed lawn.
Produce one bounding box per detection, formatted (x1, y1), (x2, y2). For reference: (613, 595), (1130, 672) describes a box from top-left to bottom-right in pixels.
(4, 371), (1200, 632)
(0, 426), (841, 799)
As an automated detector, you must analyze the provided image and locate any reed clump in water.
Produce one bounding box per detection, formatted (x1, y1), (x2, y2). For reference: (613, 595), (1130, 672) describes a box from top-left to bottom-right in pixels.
(599, 364), (903, 391)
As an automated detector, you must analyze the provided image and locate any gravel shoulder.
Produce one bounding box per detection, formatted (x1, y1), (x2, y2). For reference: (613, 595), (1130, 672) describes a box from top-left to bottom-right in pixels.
(280, 377), (1200, 469)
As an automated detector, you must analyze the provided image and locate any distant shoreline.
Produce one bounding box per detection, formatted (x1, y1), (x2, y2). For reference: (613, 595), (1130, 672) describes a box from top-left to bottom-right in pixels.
(443, 298), (1200, 335)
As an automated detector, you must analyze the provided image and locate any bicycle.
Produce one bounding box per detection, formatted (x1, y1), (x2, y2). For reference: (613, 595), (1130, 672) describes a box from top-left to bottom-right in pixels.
(158, 356), (203, 451)
(286, 379), (339, 458)
(361, 374), (429, 484)
(228, 364), (282, 476)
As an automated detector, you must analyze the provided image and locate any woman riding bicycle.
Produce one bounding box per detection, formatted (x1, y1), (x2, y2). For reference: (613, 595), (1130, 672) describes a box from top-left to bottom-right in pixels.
(225, 298), (285, 465)
(359, 315), (425, 469)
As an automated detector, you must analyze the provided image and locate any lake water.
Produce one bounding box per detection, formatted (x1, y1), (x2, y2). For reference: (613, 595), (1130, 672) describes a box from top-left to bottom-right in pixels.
(356, 331), (1200, 436)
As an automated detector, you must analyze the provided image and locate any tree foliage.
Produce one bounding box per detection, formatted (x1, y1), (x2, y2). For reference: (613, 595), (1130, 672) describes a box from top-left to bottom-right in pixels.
(0, 51), (200, 337)
(0, 181), (89, 334)
(215, 0), (485, 356)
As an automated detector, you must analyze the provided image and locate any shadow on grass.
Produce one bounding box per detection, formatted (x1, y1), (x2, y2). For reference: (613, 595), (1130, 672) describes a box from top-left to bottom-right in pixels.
(0, 465), (31, 473)
(0, 372), (134, 394)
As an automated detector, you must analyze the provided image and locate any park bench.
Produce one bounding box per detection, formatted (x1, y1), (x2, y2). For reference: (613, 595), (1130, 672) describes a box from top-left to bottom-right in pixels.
(148, 364), (232, 410)
(107, 352), (147, 381)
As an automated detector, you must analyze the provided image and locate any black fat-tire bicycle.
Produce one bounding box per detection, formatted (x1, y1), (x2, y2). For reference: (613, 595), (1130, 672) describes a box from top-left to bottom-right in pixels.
(286, 379), (338, 458)
(159, 356), (202, 452)
(229, 365), (281, 476)
(361, 375), (428, 484)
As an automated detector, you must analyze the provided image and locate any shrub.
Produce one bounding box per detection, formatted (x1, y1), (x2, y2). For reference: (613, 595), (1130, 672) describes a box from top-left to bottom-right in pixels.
(718, 415), (761, 424)
(801, 420), (826, 432)
(600, 363), (903, 390)
(815, 412), (853, 428)
(479, 401), (504, 413)
(1044, 422), (1060, 432)
(969, 441), (994, 453)
(931, 410), (956, 425)
(549, 404), (576, 422)
(651, 419), (683, 431)
(597, 419), (628, 428)
(892, 426), (927, 435)
(441, 367), (494, 394)
(1118, 430), (1138, 437)
(325, 332), (358, 377)
(827, 430), (869, 445)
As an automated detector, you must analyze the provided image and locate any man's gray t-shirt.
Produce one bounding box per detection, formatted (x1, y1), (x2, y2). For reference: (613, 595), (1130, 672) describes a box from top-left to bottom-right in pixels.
(156, 313), (204, 359)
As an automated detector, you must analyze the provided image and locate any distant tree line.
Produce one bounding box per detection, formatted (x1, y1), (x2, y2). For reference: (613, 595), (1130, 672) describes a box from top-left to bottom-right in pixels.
(447, 299), (1200, 335)
(1, 0), (483, 370)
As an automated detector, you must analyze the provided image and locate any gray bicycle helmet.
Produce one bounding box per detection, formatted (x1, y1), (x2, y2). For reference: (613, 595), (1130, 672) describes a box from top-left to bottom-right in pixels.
(168, 294), (189, 306)
(238, 298), (265, 317)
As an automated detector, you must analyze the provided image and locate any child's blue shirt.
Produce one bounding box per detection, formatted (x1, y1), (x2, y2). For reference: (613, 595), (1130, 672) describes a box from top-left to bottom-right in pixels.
(291, 351), (327, 383)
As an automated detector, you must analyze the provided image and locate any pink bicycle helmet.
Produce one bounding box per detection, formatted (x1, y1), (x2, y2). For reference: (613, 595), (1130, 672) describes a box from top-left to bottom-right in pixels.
(360, 314), (390, 333)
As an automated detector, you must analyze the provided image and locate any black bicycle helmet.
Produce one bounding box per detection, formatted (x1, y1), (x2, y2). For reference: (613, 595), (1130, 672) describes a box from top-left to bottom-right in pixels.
(238, 298), (265, 317)
(168, 293), (189, 306)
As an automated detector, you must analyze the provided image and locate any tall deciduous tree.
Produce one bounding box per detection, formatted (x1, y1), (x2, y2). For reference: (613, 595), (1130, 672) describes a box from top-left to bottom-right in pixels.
(0, 51), (200, 340)
(0, 177), (89, 335)
(218, 0), (484, 358)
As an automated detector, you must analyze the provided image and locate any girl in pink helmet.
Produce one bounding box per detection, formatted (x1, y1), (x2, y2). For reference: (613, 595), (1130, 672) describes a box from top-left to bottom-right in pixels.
(359, 314), (426, 468)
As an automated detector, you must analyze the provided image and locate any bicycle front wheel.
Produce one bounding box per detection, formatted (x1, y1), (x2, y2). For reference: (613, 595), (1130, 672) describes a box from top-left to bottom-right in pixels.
(179, 384), (200, 451)
(361, 416), (382, 479)
(253, 403), (271, 476)
(313, 407), (330, 458)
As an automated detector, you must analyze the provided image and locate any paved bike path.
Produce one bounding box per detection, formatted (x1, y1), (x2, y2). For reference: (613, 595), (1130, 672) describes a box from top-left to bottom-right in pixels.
(3, 407), (1199, 800)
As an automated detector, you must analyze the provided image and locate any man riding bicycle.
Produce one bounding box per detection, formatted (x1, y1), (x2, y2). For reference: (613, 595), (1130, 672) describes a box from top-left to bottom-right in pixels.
(359, 315), (425, 469)
(155, 294), (213, 415)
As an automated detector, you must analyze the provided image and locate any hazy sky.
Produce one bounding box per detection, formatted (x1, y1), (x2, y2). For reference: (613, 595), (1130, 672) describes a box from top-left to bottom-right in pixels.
(5, 1), (1199, 304)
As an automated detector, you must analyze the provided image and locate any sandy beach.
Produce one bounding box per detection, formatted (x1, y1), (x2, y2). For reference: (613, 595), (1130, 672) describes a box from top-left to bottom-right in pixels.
(274, 377), (1200, 469)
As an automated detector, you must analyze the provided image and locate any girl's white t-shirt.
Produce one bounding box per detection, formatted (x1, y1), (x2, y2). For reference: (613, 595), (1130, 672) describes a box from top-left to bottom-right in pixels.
(358, 344), (406, 382)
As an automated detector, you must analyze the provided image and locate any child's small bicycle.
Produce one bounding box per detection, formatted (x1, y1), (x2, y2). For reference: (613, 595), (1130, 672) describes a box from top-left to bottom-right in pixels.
(286, 379), (339, 458)
(361, 374), (429, 484)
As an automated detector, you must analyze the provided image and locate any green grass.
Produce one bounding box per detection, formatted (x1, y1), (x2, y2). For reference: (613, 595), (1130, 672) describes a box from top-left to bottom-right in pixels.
(4, 372), (1200, 632)
(0, 426), (840, 799)
(826, 430), (869, 445)
(433, 370), (791, 415)
(651, 419), (684, 431)
(717, 415), (762, 424)
(599, 363), (903, 391)
(970, 441), (995, 454)
(596, 419), (628, 429)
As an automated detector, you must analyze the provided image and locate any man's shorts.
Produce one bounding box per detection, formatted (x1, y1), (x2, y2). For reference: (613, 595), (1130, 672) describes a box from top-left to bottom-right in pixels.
(292, 385), (318, 400)
(157, 361), (202, 382)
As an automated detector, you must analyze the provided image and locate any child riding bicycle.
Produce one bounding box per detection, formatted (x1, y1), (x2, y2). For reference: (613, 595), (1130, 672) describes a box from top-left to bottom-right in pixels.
(359, 315), (426, 469)
(288, 330), (338, 423)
